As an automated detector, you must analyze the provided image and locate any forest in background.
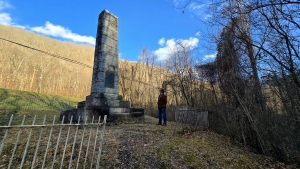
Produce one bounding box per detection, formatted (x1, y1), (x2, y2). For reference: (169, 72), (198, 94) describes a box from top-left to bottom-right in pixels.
(1, 0), (300, 165)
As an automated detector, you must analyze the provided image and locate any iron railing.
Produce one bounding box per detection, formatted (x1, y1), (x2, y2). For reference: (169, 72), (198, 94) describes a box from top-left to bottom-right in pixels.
(0, 115), (107, 169)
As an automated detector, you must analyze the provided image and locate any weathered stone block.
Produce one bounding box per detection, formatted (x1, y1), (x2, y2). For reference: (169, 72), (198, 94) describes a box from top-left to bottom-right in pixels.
(120, 101), (130, 108)
(109, 107), (130, 114)
(101, 44), (118, 56)
(130, 108), (145, 118)
(77, 101), (85, 108)
(92, 97), (108, 107)
(99, 10), (118, 23)
(84, 106), (110, 122)
(107, 14), (118, 24)
(104, 31), (118, 41)
(60, 106), (113, 123)
(100, 35), (118, 49)
(109, 113), (130, 121)
(60, 107), (84, 123)
(99, 21), (118, 33)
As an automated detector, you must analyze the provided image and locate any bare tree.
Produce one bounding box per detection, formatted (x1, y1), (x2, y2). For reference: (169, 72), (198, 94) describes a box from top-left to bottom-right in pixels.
(184, 0), (300, 164)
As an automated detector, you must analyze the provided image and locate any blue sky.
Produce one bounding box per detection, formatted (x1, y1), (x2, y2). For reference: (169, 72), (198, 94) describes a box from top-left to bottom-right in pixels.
(0, 0), (217, 62)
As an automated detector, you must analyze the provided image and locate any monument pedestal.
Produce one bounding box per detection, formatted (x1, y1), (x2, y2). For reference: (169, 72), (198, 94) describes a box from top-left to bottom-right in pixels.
(60, 97), (144, 123)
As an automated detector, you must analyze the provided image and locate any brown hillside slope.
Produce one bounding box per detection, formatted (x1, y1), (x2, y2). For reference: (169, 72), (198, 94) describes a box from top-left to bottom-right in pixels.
(0, 25), (168, 106)
(0, 25), (94, 97)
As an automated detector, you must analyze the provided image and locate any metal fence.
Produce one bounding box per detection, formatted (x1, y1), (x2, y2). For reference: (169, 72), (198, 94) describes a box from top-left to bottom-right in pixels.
(0, 115), (107, 169)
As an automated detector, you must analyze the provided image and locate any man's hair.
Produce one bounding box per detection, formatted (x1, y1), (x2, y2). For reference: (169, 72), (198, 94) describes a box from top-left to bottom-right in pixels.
(160, 89), (165, 93)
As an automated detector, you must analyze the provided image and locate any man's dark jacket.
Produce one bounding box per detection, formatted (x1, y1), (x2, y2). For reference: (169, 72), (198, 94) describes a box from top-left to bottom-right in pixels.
(157, 94), (167, 108)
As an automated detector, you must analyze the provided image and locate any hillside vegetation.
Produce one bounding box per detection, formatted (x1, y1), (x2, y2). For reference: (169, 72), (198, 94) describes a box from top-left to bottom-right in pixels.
(0, 25), (170, 112)
(0, 25), (94, 97)
(0, 88), (81, 125)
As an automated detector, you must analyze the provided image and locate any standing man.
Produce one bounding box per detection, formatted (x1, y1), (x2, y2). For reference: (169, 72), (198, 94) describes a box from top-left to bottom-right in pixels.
(157, 88), (167, 126)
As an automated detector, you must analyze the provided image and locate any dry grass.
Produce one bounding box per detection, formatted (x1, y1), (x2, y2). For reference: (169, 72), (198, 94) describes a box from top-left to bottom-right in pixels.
(100, 116), (296, 169)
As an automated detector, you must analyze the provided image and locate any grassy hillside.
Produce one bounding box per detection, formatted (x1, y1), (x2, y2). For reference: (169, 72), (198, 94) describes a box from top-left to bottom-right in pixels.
(0, 88), (83, 125)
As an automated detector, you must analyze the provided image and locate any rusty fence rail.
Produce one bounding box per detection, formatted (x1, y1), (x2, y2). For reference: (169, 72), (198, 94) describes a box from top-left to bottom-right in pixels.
(0, 115), (107, 169)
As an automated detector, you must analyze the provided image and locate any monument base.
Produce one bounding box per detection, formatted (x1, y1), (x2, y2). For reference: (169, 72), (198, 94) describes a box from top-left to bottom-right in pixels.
(60, 93), (144, 123)
(60, 107), (144, 123)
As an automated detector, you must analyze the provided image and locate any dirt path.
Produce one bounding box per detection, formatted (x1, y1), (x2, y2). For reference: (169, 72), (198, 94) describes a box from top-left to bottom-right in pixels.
(99, 116), (296, 169)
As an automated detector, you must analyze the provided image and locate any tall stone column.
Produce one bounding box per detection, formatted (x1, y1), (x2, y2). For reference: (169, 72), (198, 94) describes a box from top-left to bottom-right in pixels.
(89, 10), (120, 107)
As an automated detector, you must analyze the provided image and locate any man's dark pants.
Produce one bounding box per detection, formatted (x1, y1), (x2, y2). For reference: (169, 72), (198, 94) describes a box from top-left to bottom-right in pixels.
(158, 107), (167, 125)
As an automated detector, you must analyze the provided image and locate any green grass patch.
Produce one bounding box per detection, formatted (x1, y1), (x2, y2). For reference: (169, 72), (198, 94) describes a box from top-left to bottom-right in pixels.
(0, 88), (84, 125)
(156, 133), (259, 168)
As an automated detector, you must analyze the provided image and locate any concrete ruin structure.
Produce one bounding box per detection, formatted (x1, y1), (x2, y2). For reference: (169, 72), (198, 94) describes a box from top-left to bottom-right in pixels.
(60, 9), (144, 122)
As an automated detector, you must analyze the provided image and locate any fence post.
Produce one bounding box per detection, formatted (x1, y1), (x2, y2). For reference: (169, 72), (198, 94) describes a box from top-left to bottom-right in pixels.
(60, 116), (73, 169)
(0, 115), (13, 156)
(51, 115), (65, 169)
(20, 115), (37, 168)
(96, 115), (107, 169)
(90, 116), (101, 169)
(42, 115), (57, 168)
(83, 116), (95, 168)
(76, 117), (88, 169)
(8, 115), (26, 169)
(31, 115), (47, 169)
(68, 116), (81, 169)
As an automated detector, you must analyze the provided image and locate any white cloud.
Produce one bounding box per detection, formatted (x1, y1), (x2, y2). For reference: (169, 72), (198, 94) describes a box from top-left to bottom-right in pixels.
(189, 3), (206, 11)
(179, 37), (199, 48)
(0, 1), (24, 28)
(0, 0), (13, 25)
(0, 0), (11, 11)
(154, 37), (199, 60)
(204, 14), (212, 20)
(158, 38), (165, 46)
(173, 0), (185, 6)
(203, 52), (217, 61)
(0, 12), (11, 25)
(173, 0), (212, 20)
(196, 31), (201, 36)
(0, 12), (24, 28)
(30, 21), (96, 45)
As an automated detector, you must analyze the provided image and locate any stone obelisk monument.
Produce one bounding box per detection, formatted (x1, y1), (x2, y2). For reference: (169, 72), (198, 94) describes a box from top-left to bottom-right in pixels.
(86, 9), (124, 108)
(89, 9), (119, 106)
(60, 9), (144, 122)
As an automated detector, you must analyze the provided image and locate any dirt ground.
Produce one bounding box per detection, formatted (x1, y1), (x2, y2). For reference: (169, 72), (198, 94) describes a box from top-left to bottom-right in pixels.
(98, 116), (297, 169)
